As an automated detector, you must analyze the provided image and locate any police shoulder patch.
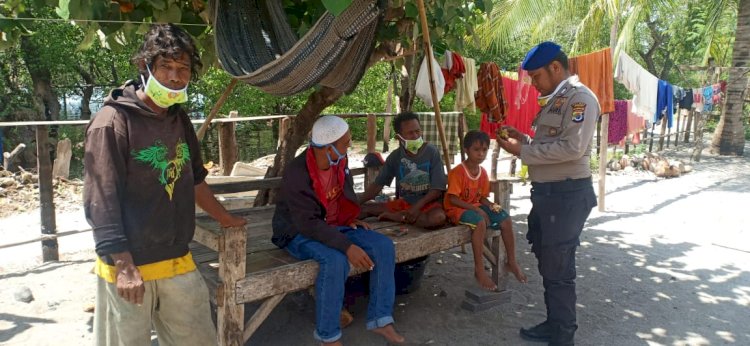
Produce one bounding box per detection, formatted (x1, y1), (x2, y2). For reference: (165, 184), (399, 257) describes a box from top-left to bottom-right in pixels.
(571, 102), (586, 123)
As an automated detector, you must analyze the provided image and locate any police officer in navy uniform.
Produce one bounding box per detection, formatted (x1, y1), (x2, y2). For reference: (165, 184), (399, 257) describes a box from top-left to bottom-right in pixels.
(497, 42), (598, 345)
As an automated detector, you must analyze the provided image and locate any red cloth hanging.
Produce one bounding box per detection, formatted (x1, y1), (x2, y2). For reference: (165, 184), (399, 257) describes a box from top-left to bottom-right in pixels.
(475, 62), (506, 123)
(480, 76), (539, 139)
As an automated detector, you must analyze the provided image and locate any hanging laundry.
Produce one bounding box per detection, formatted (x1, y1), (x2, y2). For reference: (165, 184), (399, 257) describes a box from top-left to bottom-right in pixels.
(678, 86), (693, 109)
(480, 113), (503, 139)
(615, 51), (658, 121)
(441, 50), (466, 93)
(692, 88), (704, 112)
(712, 83), (722, 106)
(444, 50), (453, 70)
(454, 56), (478, 112)
(624, 100), (644, 145)
(415, 54), (445, 107)
(568, 47), (615, 113)
(655, 80), (674, 128)
(502, 75), (539, 136)
(475, 62), (506, 123)
(720, 80), (727, 93)
(703, 86), (713, 112)
(609, 100), (629, 144)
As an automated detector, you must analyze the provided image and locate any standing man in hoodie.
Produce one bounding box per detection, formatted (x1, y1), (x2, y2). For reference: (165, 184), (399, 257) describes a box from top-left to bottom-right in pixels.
(272, 115), (405, 346)
(84, 24), (246, 345)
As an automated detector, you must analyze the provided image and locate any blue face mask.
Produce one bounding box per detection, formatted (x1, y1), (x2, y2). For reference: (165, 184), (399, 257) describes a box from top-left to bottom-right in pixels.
(326, 144), (346, 166)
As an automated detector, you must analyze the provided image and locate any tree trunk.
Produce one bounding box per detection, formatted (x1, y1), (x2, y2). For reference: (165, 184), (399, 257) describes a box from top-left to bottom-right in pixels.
(75, 63), (95, 120)
(711, 0), (749, 156)
(20, 36), (60, 122)
(399, 53), (417, 112)
(253, 86), (345, 206)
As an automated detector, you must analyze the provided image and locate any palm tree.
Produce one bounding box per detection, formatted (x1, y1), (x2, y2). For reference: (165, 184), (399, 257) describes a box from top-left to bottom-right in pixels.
(477, 0), (675, 56)
(711, 0), (748, 155)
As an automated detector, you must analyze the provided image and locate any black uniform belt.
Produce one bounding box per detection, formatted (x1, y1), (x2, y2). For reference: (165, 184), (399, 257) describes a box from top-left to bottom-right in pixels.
(531, 177), (592, 194)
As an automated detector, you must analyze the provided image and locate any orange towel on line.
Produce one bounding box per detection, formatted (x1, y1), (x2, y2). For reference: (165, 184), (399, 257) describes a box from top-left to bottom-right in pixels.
(569, 48), (615, 114)
(475, 62), (506, 123)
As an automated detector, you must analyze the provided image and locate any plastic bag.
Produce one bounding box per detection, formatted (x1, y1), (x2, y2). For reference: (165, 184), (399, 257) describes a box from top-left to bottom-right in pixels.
(415, 55), (445, 107)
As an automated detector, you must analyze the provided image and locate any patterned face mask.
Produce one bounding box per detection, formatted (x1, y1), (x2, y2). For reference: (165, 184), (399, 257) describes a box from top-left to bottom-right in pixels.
(398, 134), (424, 154)
(141, 61), (188, 108)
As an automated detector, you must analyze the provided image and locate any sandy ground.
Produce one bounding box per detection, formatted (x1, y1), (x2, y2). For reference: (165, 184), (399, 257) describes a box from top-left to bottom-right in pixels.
(1, 139), (749, 346)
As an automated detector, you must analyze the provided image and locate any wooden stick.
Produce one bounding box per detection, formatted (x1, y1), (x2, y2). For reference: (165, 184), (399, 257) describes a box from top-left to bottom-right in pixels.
(36, 126), (58, 262)
(3, 143), (26, 171)
(242, 293), (286, 342)
(416, 0), (452, 173)
(197, 78), (238, 141)
(598, 114), (609, 212)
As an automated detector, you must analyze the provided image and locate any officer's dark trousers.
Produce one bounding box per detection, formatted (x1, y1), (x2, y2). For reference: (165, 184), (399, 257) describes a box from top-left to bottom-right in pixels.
(528, 177), (596, 344)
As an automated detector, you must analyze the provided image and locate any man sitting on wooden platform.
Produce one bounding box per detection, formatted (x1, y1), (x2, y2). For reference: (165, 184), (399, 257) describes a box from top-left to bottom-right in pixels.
(271, 116), (405, 346)
(359, 112), (448, 228)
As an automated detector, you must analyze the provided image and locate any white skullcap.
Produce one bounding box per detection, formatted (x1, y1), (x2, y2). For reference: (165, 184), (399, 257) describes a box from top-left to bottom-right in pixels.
(311, 115), (349, 146)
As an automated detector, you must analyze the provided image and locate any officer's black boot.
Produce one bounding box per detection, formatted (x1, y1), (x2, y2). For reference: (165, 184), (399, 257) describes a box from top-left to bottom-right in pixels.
(519, 320), (554, 342)
(548, 323), (577, 346)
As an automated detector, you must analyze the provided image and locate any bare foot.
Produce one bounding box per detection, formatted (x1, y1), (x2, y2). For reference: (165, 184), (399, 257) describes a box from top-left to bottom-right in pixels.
(340, 309), (354, 329)
(475, 269), (498, 291)
(378, 211), (405, 223)
(506, 262), (528, 283)
(371, 324), (405, 344)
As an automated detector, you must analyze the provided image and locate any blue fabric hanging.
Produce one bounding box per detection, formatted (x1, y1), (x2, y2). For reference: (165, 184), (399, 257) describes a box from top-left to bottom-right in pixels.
(655, 80), (674, 128)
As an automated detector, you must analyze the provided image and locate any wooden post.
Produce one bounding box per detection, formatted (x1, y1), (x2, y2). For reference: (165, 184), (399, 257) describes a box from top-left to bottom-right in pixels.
(598, 114), (609, 212)
(364, 114), (381, 188)
(36, 126), (58, 262)
(3, 143), (26, 171)
(673, 109), (682, 146)
(648, 122), (656, 152)
(658, 119), (667, 151)
(457, 113), (467, 254)
(197, 79), (238, 141)
(684, 110), (694, 143)
(490, 233), (508, 289)
(52, 138), (72, 179)
(366, 114), (377, 153)
(416, 0), (452, 173)
(218, 111), (239, 176)
(217, 224), (247, 346)
(278, 116), (291, 150)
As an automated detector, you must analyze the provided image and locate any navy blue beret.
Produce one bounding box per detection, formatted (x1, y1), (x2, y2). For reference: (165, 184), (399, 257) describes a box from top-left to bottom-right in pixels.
(521, 41), (562, 71)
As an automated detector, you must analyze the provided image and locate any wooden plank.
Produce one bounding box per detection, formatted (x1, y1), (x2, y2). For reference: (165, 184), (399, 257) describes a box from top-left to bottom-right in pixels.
(482, 245), (498, 266)
(217, 225), (246, 346)
(243, 294), (286, 343)
(37, 126), (58, 262)
(193, 225), (219, 251)
(219, 111), (239, 176)
(208, 177), (283, 194)
(234, 225), (499, 304)
(51, 138), (72, 179)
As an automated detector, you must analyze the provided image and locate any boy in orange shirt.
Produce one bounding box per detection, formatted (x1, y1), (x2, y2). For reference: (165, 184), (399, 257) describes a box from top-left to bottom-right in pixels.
(445, 130), (527, 290)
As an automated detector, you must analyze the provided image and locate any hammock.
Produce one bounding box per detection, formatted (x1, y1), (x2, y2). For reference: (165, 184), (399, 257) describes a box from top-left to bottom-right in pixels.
(213, 0), (383, 96)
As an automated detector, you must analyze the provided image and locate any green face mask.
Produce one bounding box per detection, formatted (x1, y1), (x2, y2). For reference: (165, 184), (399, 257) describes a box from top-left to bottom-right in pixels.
(141, 62), (188, 109)
(398, 134), (424, 154)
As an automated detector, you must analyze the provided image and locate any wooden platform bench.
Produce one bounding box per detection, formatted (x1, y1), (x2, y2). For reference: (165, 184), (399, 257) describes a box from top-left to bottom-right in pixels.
(192, 168), (515, 346)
